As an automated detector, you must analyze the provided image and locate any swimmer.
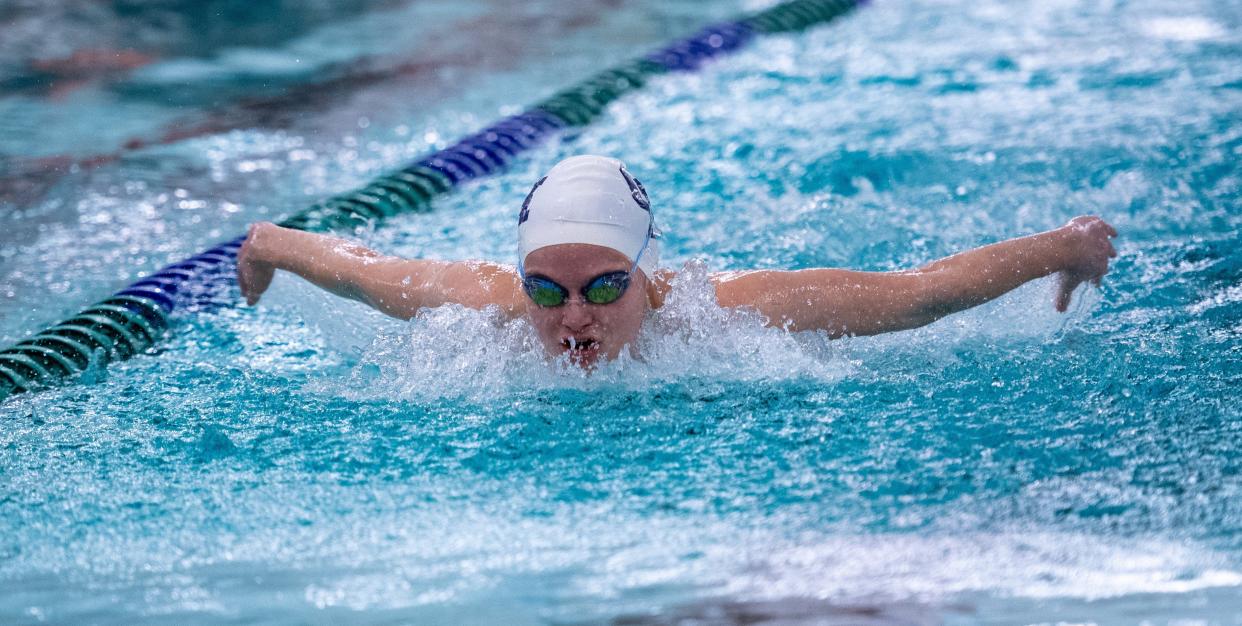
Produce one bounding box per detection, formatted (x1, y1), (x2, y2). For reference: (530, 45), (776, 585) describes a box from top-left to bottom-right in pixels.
(237, 154), (1118, 367)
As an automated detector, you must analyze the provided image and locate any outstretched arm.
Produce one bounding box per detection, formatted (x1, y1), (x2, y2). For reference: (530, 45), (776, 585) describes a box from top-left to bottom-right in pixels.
(236, 222), (523, 319)
(712, 216), (1118, 337)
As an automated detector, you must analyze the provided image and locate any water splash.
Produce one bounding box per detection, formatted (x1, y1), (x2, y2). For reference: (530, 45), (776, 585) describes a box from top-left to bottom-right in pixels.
(321, 259), (854, 404)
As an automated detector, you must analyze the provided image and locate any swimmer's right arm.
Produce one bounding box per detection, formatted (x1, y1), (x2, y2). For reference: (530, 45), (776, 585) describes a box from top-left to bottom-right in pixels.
(236, 222), (524, 319)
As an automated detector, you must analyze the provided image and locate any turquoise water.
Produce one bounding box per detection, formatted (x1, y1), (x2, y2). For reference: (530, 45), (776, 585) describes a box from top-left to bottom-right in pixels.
(2, 0), (1241, 623)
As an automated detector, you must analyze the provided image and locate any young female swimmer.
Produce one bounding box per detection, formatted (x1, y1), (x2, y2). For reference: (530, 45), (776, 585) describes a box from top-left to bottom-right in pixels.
(237, 155), (1118, 367)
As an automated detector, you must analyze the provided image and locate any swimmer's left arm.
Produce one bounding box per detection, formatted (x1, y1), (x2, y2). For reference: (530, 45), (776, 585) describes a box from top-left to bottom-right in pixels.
(712, 216), (1117, 337)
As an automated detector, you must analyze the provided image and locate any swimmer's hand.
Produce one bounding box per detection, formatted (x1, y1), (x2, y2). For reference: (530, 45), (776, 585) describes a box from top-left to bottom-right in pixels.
(1053, 216), (1118, 312)
(237, 222), (276, 305)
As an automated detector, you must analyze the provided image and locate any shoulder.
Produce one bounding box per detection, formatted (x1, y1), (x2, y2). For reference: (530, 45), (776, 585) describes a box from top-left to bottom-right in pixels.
(644, 266), (776, 309)
(444, 260), (527, 317)
(707, 269), (785, 308)
(645, 268), (677, 309)
(645, 266), (765, 309)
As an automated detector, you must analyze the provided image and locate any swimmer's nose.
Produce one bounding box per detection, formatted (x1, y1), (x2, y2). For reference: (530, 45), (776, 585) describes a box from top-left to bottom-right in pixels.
(560, 299), (593, 331)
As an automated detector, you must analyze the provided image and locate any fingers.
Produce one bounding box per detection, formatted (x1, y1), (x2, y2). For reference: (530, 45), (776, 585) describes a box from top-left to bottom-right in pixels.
(237, 223), (265, 305)
(1068, 215), (1119, 276)
(1057, 217), (1117, 313)
(1055, 273), (1076, 312)
(241, 262), (273, 306)
(238, 259), (257, 305)
(239, 253), (274, 306)
(243, 269), (258, 305)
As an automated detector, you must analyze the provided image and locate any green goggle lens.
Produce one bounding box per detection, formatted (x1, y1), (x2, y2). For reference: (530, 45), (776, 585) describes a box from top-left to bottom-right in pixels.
(522, 272), (631, 308)
(529, 284), (567, 307)
(584, 282), (623, 304)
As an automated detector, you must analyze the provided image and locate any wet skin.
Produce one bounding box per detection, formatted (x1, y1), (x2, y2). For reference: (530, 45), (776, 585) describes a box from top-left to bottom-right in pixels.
(520, 244), (654, 368)
(237, 216), (1117, 369)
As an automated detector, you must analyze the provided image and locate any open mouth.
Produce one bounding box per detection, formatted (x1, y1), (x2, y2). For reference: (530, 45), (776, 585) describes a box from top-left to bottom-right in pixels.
(562, 337), (599, 353)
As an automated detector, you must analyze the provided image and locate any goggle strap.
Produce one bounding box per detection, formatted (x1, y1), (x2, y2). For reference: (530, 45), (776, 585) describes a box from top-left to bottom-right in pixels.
(628, 219), (653, 275)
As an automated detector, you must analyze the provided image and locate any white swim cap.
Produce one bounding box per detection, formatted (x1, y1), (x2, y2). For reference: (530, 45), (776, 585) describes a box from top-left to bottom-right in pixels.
(518, 155), (659, 277)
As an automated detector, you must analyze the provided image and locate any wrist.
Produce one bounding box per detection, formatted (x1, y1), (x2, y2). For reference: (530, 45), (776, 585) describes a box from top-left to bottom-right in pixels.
(1044, 225), (1080, 274)
(1053, 224), (1092, 273)
(248, 222), (286, 266)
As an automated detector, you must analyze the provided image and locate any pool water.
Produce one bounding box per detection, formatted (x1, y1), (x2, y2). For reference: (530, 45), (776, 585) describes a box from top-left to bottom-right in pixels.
(2, 0), (1240, 623)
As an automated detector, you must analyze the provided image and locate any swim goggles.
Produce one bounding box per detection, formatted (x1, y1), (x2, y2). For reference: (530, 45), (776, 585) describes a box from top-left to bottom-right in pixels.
(518, 224), (652, 308)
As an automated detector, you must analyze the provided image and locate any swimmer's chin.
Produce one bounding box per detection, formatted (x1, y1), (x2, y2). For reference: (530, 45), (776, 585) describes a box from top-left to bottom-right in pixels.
(548, 339), (642, 370)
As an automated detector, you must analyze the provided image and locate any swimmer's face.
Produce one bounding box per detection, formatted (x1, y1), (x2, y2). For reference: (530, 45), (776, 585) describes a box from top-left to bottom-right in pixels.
(522, 243), (649, 368)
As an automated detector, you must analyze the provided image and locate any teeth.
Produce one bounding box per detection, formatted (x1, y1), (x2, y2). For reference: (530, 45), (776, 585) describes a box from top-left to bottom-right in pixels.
(564, 338), (595, 351)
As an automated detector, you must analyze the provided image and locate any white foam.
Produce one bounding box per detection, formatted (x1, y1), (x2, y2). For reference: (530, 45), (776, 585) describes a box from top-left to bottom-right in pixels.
(724, 531), (1242, 602)
(273, 245), (1104, 406)
(1140, 17), (1227, 42)
(320, 259), (854, 403)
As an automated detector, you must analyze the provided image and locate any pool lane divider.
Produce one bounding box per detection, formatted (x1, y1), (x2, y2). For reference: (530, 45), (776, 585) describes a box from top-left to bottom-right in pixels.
(0, 0), (863, 403)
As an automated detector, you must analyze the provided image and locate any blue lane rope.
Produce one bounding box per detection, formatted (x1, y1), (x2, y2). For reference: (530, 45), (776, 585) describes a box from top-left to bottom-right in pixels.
(0, 0), (864, 403)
